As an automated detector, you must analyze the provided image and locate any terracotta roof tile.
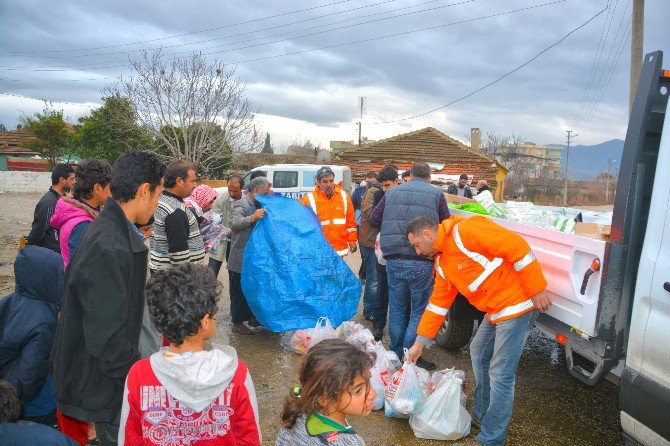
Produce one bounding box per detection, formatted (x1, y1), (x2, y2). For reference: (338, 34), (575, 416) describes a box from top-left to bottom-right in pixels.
(0, 129), (38, 154)
(337, 127), (503, 166)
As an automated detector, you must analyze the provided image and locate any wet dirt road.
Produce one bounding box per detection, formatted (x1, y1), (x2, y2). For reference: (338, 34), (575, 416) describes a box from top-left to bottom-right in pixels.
(0, 192), (623, 445)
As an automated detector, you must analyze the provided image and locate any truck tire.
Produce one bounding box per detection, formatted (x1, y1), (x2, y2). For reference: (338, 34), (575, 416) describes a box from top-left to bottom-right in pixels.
(435, 313), (474, 350)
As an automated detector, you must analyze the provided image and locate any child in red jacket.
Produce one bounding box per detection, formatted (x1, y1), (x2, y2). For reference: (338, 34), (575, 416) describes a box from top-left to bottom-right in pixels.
(118, 263), (261, 446)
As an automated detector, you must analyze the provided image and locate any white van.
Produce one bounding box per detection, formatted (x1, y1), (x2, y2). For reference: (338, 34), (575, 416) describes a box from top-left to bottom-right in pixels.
(242, 164), (353, 199)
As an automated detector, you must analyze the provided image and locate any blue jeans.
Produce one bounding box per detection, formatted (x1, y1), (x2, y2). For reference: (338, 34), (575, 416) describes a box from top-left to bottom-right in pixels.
(359, 246), (378, 318)
(471, 309), (539, 446)
(386, 258), (434, 360)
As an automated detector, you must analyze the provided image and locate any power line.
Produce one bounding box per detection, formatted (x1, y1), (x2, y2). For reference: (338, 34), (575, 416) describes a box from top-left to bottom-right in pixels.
(370, 4), (607, 124)
(2, 0), (473, 72)
(577, 0), (631, 130)
(0, 92), (98, 109)
(4, 0), (564, 74)
(0, 0), (363, 55)
(12, 0), (406, 60)
(571, 0), (617, 129)
(578, 16), (631, 130)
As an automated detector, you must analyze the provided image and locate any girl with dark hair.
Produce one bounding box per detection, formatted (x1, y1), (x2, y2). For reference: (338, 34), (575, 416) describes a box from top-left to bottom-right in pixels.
(276, 339), (376, 446)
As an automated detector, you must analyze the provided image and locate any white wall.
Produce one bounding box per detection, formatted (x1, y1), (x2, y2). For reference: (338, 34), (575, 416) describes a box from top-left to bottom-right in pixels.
(0, 171), (51, 193)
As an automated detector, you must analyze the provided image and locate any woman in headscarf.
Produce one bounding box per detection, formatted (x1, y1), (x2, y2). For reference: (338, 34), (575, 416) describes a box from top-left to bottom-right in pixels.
(184, 185), (229, 272)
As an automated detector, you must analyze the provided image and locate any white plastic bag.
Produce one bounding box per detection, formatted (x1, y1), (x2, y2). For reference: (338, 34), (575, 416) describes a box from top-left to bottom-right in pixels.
(384, 360), (426, 415)
(430, 368), (467, 407)
(374, 233), (386, 266)
(369, 345), (399, 410)
(308, 317), (338, 349)
(346, 328), (377, 352)
(336, 321), (366, 339)
(409, 375), (471, 440)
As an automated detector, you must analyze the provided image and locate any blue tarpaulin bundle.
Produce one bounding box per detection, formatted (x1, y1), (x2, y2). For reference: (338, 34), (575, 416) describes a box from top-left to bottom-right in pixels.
(241, 194), (361, 332)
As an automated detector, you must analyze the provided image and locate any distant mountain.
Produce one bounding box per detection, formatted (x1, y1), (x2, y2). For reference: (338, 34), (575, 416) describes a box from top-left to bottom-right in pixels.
(548, 139), (624, 180)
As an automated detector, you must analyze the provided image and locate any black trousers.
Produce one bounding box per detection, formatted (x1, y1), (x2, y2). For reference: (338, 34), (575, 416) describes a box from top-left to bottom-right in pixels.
(373, 262), (389, 331)
(228, 270), (253, 323)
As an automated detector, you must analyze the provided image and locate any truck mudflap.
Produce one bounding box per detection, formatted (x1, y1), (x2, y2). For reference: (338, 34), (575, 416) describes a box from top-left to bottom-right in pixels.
(565, 338), (616, 386)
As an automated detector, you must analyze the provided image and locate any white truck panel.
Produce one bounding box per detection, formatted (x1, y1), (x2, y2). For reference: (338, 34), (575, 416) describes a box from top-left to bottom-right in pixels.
(451, 209), (607, 337)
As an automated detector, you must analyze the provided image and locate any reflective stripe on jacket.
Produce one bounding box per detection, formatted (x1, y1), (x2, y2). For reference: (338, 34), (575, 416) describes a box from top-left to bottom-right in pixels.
(300, 185), (357, 256)
(417, 215), (547, 340)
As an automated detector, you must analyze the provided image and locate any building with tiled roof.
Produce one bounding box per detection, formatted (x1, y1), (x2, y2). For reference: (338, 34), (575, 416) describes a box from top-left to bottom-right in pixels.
(336, 127), (507, 201)
(0, 127), (39, 170)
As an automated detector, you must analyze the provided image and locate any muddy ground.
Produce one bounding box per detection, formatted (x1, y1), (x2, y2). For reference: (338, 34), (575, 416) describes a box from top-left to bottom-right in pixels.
(0, 192), (622, 445)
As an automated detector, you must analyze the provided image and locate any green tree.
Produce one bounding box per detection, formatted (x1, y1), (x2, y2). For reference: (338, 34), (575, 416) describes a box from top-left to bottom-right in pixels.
(20, 103), (70, 167)
(0, 123), (7, 133)
(262, 132), (273, 154)
(73, 94), (153, 161)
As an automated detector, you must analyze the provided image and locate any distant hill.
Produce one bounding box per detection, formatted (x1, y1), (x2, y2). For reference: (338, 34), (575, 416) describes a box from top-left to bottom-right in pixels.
(548, 139), (624, 179)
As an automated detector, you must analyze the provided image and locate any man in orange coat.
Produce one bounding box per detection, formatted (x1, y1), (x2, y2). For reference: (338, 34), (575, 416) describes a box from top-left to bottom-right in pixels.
(300, 166), (357, 257)
(406, 215), (551, 446)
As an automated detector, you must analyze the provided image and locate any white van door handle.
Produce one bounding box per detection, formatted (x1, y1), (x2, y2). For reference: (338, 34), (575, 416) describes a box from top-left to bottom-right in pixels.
(664, 282), (670, 293)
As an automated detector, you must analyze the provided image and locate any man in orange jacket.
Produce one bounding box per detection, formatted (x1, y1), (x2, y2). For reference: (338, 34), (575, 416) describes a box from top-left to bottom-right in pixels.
(300, 166), (357, 257)
(406, 215), (551, 446)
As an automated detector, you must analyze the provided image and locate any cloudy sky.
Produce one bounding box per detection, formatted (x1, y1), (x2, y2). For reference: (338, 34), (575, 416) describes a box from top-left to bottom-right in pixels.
(1, 0), (668, 149)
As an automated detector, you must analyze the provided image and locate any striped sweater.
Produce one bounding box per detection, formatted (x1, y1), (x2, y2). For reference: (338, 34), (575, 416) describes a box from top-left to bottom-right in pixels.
(150, 191), (206, 270)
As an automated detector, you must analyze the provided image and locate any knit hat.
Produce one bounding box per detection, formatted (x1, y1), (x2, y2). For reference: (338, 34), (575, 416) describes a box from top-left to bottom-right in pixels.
(316, 166), (335, 180)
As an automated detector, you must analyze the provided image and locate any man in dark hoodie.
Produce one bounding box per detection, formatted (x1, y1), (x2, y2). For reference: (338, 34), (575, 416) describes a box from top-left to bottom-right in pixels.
(51, 150), (166, 446)
(0, 246), (63, 427)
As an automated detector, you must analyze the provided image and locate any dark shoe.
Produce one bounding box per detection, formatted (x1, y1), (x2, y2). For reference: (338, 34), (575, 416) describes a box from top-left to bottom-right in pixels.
(372, 327), (383, 342)
(416, 357), (436, 371)
(247, 316), (261, 328)
(232, 323), (254, 335)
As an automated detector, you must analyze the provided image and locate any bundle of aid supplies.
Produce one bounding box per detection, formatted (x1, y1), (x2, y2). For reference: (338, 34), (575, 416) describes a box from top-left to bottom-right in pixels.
(288, 318), (470, 440)
(448, 189), (613, 235)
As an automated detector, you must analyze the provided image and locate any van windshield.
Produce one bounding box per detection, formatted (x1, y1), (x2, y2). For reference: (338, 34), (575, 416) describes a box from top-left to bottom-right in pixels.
(273, 171), (298, 188)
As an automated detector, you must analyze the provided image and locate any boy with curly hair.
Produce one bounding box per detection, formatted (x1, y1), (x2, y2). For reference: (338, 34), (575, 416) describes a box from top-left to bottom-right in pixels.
(118, 263), (261, 446)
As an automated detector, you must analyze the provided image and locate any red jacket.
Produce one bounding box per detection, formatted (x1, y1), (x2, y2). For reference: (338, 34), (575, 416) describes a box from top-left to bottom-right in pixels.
(119, 355), (261, 446)
(417, 215), (547, 340)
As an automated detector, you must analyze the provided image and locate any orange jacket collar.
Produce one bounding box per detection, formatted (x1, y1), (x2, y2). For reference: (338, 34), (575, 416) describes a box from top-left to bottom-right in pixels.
(312, 183), (343, 199)
(433, 215), (464, 252)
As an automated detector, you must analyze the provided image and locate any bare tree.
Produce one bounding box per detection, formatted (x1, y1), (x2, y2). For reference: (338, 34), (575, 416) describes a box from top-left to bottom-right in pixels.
(109, 50), (258, 176)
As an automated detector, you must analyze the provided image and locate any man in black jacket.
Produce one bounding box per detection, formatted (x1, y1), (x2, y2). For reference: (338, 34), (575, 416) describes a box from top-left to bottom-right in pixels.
(446, 173), (473, 198)
(51, 150), (165, 446)
(27, 163), (75, 252)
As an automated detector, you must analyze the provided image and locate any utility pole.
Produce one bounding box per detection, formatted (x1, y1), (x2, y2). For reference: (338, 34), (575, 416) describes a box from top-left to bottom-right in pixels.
(358, 97), (366, 146)
(563, 130), (577, 206)
(630, 0), (644, 115)
(605, 158), (616, 204)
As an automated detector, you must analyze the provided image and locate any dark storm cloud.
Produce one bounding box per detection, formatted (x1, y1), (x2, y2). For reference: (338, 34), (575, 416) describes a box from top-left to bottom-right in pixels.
(0, 0), (668, 144)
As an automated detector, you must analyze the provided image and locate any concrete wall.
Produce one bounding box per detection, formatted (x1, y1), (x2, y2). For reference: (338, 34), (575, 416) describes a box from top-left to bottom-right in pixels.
(0, 171), (51, 193)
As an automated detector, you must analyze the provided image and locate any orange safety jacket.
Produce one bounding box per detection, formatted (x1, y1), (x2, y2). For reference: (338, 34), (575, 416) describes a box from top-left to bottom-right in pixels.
(417, 215), (547, 341)
(300, 184), (357, 256)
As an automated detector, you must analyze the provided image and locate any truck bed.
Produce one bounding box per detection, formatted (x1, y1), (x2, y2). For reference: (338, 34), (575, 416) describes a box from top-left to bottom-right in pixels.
(450, 208), (607, 338)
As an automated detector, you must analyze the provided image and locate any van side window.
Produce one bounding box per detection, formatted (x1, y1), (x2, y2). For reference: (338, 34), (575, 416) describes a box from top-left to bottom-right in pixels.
(273, 171), (298, 188)
(302, 171), (317, 188)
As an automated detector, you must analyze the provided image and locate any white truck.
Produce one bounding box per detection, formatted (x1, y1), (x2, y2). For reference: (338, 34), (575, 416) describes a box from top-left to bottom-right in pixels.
(438, 51), (669, 445)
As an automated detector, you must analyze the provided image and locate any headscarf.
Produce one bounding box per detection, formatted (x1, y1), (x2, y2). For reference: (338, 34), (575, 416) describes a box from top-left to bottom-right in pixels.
(184, 184), (218, 217)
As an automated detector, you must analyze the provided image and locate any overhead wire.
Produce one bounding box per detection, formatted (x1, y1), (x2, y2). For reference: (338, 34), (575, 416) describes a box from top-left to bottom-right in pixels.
(577, 0), (631, 130)
(0, 0), (364, 55)
(2, 0), (472, 71)
(0, 0), (566, 74)
(369, 4), (608, 124)
(578, 14), (631, 130)
(571, 0), (618, 129)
